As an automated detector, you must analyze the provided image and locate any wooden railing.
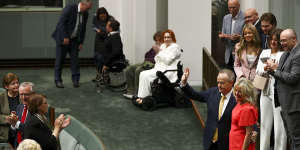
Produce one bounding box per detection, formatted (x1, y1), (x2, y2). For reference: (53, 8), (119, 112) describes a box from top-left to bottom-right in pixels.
(191, 47), (221, 129)
(202, 47), (221, 90)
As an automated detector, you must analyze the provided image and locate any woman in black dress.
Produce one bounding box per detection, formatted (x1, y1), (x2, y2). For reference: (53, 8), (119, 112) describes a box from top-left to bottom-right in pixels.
(24, 94), (70, 150)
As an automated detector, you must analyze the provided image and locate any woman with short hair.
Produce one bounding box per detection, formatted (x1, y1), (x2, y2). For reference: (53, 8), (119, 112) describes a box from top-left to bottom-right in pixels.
(0, 73), (20, 145)
(24, 94), (70, 150)
(229, 78), (258, 150)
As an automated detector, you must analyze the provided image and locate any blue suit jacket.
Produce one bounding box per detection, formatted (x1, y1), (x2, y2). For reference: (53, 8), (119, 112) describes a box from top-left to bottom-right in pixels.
(52, 3), (89, 45)
(182, 85), (236, 150)
(14, 104), (31, 146)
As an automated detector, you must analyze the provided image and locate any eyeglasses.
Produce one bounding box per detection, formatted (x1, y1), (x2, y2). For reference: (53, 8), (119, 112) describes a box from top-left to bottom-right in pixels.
(244, 15), (252, 19)
(20, 93), (32, 97)
(164, 36), (171, 39)
(280, 39), (290, 44)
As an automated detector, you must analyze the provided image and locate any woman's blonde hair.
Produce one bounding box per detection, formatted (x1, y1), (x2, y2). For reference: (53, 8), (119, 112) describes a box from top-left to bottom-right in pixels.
(236, 23), (261, 61)
(233, 78), (257, 106)
(17, 139), (42, 150)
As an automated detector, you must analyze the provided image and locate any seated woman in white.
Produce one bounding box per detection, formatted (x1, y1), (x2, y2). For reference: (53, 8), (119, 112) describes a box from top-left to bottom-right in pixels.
(136, 29), (182, 103)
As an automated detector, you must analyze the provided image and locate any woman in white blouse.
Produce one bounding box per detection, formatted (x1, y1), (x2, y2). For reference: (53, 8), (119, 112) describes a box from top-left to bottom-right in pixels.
(256, 29), (287, 150)
(135, 29), (182, 104)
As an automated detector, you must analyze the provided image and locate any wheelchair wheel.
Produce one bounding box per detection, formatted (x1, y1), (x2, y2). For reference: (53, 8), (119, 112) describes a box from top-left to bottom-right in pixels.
(141, 96), (157, 111)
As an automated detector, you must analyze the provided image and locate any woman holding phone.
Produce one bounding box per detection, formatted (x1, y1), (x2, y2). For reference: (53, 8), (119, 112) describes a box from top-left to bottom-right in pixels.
(256, 29), (287, 150)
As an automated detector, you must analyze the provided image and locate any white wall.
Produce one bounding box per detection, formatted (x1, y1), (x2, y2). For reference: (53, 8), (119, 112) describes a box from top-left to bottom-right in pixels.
(99, 0), (156, 64)
(270, 0), (300, 34)
(240, 0), (300, 38)
(156, 0), (168, 32)
(240, 0), (269, 17)
(168, 0), (211, 85)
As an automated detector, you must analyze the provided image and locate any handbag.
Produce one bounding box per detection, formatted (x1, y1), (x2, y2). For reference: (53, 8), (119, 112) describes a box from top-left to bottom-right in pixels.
(252, 74), (269, 90)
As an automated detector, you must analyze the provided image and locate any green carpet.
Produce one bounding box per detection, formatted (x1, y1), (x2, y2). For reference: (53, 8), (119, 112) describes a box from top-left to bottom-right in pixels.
(0, 67), (206, 150)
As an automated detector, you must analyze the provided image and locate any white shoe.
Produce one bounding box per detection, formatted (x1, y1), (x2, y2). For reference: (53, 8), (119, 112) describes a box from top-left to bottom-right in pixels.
(123, 93), (133, 99)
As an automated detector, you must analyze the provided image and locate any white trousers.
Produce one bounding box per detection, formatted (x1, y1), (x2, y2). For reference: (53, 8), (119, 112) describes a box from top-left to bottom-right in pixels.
(137, 68), (177, 98)
(260, 94), (287, 150)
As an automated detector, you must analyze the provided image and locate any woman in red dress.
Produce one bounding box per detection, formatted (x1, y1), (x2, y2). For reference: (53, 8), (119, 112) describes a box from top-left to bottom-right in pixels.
(229, 78), (258, 150)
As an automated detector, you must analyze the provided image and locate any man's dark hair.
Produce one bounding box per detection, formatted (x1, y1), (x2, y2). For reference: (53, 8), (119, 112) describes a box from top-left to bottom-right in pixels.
(108, 19), (120, 31)
(260, 12), (277, 27)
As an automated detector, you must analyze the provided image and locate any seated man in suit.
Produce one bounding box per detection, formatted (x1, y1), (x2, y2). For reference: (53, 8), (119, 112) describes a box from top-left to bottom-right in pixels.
(10, 82), (34, 147)
(180, 68), (236, 150)
(102, 19), (125, 74)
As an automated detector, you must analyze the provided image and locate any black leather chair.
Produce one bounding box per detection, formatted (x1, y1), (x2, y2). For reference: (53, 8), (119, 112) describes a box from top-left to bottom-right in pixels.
(96, 58), (129, 92)
(132, 61), (191, 110)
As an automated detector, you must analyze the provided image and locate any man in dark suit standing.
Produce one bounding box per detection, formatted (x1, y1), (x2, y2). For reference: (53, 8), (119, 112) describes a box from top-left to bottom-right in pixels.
(10, 82), (34, 147)
(102, 19), (125, 72)
(180, 68), (236, 150)
(244, 8), (263, 36)
(266, 29), (300, 150)
(260, 12), (277, 49)
(52, 0), (92, 88)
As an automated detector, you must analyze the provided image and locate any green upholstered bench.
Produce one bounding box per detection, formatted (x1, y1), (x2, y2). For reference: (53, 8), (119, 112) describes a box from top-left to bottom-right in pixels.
(59, 115), (106, 150)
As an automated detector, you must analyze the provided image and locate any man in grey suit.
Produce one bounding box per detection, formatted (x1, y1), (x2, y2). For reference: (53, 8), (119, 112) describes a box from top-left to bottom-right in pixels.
(218, 0), (244, 70)
(265, 29), (300, 150)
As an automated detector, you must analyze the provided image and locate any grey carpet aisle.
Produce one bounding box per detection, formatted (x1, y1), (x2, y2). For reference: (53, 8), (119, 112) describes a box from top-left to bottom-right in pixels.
(0, 67), (206, 150)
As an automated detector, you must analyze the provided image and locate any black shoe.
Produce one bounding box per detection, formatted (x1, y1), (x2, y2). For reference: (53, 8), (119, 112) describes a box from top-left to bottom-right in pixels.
(55, 81), (64, 88)
(73, 82), (80, 88)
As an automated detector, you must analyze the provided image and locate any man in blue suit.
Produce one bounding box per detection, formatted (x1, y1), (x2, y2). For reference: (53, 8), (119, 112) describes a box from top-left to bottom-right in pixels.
(52, 0), (92, 88)
(180, 68), (236, 150)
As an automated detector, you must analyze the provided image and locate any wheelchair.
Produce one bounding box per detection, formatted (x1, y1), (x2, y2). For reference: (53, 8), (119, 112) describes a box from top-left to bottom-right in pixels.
(95, 56), (129, 93)
(132, 61), (191, 111)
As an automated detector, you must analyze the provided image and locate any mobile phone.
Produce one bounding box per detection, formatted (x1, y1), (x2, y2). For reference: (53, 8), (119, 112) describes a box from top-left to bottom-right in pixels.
(260, 57), (270, 63)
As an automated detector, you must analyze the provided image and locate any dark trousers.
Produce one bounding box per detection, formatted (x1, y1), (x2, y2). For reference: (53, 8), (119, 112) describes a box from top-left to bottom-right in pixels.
(225, 54), (234, 71)
(281, 111), (300, 150)
(94, 52), (104, 73)
(208, 142), (218, 150)
(54, 38), (80, 83)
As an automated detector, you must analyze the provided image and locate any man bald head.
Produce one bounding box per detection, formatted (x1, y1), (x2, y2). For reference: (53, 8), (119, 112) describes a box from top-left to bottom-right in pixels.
(244, 8), (259, 24)
(280, 29), (298, 51)
(228, 0), (240, 17)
